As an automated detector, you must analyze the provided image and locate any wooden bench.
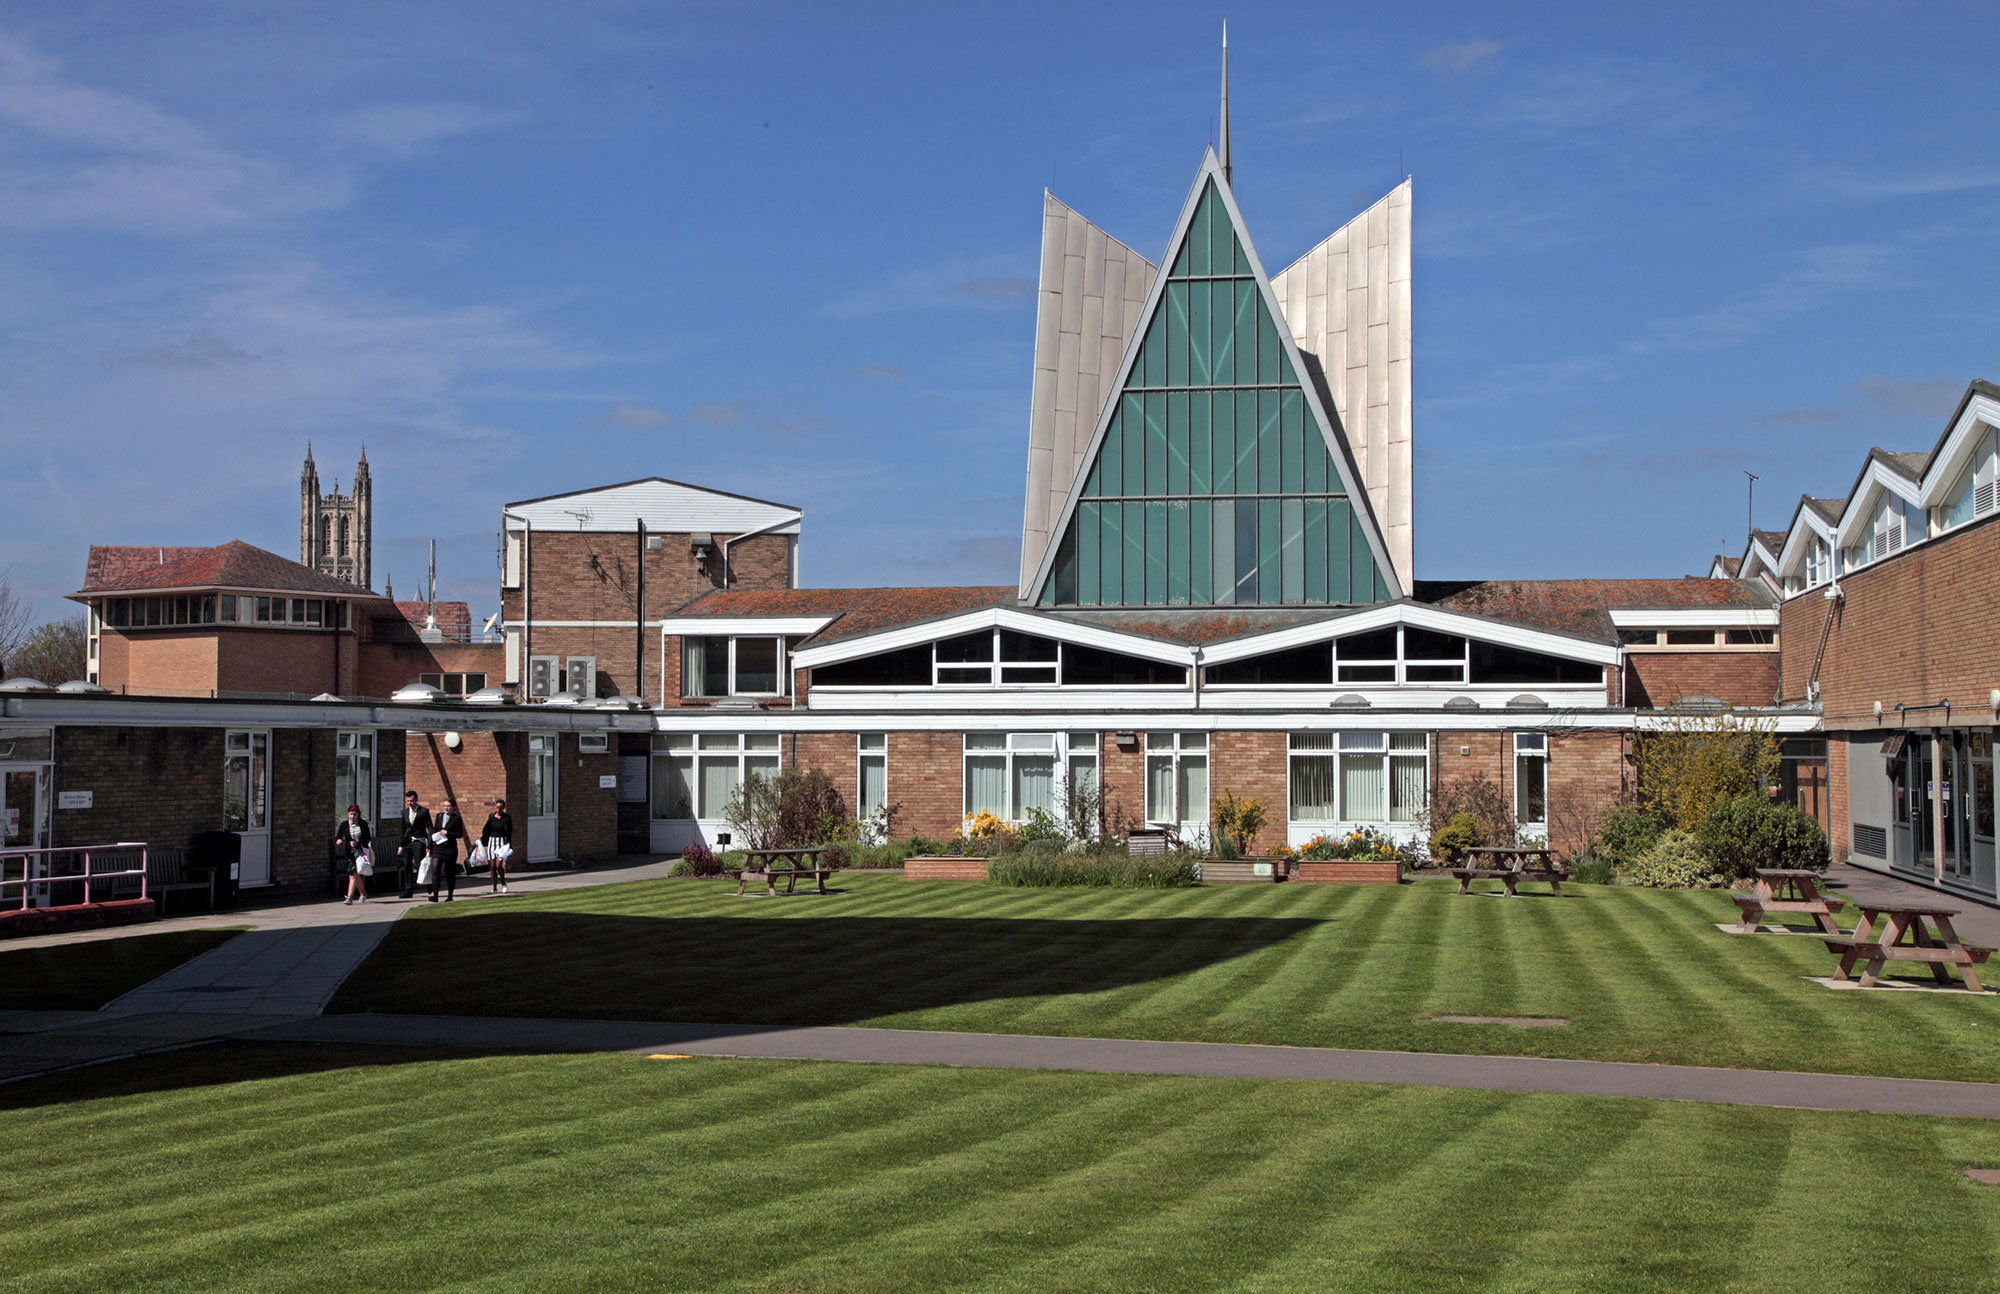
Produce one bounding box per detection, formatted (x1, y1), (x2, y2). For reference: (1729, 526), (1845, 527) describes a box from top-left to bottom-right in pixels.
(1449, 847), (1568, 896)
(1731, 868), (1843, 933)
(729, 846), (837, 896)
(144, 846), (214, 913)
(1820, 903), (1994, 991)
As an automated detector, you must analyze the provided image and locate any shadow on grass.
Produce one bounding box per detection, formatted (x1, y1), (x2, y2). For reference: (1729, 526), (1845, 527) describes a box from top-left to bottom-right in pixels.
(0, 1041), (510, 1112)
(331, 913), (1325, 1025)
(0, 929), (246, 1011)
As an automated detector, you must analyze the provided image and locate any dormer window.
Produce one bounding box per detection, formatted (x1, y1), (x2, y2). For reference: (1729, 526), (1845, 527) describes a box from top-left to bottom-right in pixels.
(683, 636), (788, 698)
(809, 628), (1185, 689)
(1939, 426), (1998, 533)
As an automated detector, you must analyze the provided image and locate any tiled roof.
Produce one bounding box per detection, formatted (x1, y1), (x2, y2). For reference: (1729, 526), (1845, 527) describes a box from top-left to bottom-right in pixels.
(1751, 529), (1785, 553)
(672, 586), (1016, 645)
(1711, 556), (1742, 577)
(1802, 496), (1846, 524)
(1871, 448), (1931, 480)
(1415, 578), (1775, 642)
(1043, 607), (1356, 645)
(395, 600), (473, 641)
(77, 541), (381, 599)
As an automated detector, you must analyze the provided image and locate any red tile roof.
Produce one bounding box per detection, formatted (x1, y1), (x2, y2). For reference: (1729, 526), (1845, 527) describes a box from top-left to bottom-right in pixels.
(76, 541), (383, 599)
(1416, 578), (1775, 641)
(395, 600), (474, 641)
(673, 586), (1016, 644)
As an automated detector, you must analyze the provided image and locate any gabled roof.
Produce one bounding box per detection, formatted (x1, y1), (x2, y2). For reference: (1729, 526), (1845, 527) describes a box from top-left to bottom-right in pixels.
(1802, 496), (1846, 525)
(75, 541), (382, 600)
(1415, 578), (1775, 643)
(671, 586), (1015, 647)
(1710, 555), (1741, 578)
(504, 478), (802, 535)
(1872, 448), (1931, 481)
(1752, 529), (1785, 552)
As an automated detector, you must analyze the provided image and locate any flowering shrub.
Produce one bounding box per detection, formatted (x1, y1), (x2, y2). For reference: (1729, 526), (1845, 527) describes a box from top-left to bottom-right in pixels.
(1294, 828), (1401, 862)
(1619, 829), (1724, 888)
(678, 842), (721, 877)
(963, 810), (1007, 839)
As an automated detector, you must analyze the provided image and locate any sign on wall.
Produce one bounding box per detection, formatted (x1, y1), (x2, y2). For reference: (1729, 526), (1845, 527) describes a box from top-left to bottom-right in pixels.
(379, 780), (404, 821)
(598, 774), (618, 790)
(57, 790), (93, 810)
(616, 755), (648, 803)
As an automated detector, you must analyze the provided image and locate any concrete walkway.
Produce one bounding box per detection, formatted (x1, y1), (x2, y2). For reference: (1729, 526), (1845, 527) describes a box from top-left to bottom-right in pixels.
(1825, 861), (2000, 945)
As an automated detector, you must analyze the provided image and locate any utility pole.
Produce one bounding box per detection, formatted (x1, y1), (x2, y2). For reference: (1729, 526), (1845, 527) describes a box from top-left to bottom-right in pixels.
(1744, 471), (1758, 542)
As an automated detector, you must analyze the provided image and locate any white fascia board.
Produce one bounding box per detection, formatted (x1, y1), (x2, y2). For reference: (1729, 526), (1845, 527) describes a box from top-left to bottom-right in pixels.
(643, 707), (1819, 736)
(1197, 684), (1609, 710)
(788, 606), (1193, 670)
(1918, 391), (2000, 507)
(5, 695), (651, 733)
(1022, 149), (1403, 606)
(806, 688), (1196, 713)
(1835, 462), (1924, 546)
(1776, 510), (1836, 576)
(1197, 602), (1621, 667)
(657, 617), (835, 638)
(1606, 608), (1779, 628)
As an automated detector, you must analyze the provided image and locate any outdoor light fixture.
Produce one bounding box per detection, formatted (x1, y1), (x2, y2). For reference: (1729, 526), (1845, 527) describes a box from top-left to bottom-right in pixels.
(1988, 688), (1998, 710)
(1114, 731), (1139, 749)
(1873, 701), (1883, 718)
(444, 732), (462, 751)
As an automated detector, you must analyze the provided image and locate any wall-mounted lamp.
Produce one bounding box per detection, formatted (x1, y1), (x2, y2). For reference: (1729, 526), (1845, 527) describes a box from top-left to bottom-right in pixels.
(1872, 701), (1883, 719)
(1113, 731), (1139, 750)
(1988, 688), (1998, 711)
(444, 732), (462, 751)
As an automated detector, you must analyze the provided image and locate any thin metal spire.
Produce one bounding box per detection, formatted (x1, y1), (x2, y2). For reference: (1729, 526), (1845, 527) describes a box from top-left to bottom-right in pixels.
(1219, 22), (1231, 186)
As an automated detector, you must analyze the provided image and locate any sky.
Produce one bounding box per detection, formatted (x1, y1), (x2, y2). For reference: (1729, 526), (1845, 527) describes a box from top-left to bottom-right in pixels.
(1, 1), (1996, 623)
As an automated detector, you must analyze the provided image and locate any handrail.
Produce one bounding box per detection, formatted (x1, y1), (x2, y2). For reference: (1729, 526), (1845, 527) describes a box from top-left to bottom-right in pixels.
(0, 842), (149, 911)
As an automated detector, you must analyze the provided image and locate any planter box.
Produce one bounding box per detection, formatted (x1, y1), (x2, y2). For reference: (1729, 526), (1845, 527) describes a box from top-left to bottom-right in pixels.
(0, 897), (156, 939)
(903, 856), (988, 881)
(1291, 860), (1401, 885)
(1198, 859), (1287, 884)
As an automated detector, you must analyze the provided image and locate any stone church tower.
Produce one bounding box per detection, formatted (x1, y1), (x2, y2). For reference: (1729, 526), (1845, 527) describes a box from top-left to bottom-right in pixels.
(300, 444), (372, 589)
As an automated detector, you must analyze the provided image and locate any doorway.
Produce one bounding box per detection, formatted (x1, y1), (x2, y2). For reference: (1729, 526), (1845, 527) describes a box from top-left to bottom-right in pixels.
(1, 763), (50, 906)
(224, 730), (271, 887)
(526, 733), (558, 863)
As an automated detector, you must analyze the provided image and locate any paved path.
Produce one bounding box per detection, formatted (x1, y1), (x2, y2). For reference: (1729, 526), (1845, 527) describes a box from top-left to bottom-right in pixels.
(1825, 861), (2000, 945)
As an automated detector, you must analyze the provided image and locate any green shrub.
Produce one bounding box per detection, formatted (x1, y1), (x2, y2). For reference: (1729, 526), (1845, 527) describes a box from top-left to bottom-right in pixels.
(1296, 827), (1401, 862)
(1565, 849), (1616, 886)
(1620, 829), (1724, 888)
(1695, 794), (1829, 881)
(1427, 812), (1486, 862)
(1596, 805), (1666, 865)
(666, 858), (693, 878)
(1016, 807), (1069, 848)
(987, 847), (1199, 888)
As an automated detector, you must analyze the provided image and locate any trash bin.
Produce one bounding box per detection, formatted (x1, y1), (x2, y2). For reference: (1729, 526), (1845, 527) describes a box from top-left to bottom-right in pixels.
(188, 830), (241, 909)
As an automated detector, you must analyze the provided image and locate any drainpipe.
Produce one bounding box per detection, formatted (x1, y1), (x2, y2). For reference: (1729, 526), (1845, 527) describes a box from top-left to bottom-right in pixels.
(636, 519), (647, 706)
(719, 513), (801, 588)
(1932, 730), (1946, 885)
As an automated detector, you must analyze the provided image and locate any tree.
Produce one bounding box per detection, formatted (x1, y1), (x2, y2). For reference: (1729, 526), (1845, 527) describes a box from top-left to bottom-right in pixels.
(1633, 706), (1781, 831)
(0, 569), (31, 676)
(8, 617), (87, 686)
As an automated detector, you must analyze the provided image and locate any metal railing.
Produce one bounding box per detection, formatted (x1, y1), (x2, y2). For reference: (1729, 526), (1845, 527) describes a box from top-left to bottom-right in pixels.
(0, 843), (149, 912)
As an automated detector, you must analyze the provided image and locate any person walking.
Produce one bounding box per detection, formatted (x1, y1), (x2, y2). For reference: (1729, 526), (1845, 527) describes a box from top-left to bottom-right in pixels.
(427, 796), (467, 902)
(481, 797), (513, 894)
(333, 804), (372, 905)
(398, 790), (431, 900)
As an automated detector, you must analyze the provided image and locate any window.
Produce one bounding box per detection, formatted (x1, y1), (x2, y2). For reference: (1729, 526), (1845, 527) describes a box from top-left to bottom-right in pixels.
(810, 629), (1186, 689)
(1803, 538), (1832, 589)
(1725, 629), (1774, 645)
(1514, 733), (1547, 828)
(858, 734), (887, 821)
(504, 532), (523, 588)
(1665, 629), (1715, 646)
(528, 733), (558, 818)
(1286, 731), (1426, 824)
(1940, 427), (1999, 532)
(1066, 732), (1099, 804)
(1617, 629), (1658, 646)
(1144, 732), (1209, 825)
(335, 731), (374, 825)
(682, 636), (787, 698)
(963, 732), (1067, 822)
(417, 673), (487, 697)
(1214, 626), (1592, 688)
(650, 733), (780, 819)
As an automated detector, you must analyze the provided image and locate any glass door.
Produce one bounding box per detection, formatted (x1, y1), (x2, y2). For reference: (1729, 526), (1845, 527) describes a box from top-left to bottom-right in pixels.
(224, 730), (271, 887)
(1, 765), (49, 907)
(526, 734), (558, 862)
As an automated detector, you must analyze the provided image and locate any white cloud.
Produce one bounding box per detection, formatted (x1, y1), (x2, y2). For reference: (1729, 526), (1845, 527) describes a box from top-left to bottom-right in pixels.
(606, 401), (669, 427)
(331, 102), (524, 157)
(1420, 40), (1502, 77)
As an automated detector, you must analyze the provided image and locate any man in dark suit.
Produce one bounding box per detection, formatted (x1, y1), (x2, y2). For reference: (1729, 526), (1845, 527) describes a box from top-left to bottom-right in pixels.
(397, 790), (432, 899)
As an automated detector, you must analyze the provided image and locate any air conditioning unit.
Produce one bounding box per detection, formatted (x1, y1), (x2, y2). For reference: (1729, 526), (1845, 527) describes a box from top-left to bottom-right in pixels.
(566, 656), (596, 700)
(527, 656), (555, 700)
(579, 733), (609, 754)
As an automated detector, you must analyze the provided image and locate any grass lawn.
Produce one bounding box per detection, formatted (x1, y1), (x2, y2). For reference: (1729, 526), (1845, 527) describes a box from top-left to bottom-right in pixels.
(330, 874), (2000, 1083)
(0, 928), (243, 1010)
(4, 1048), (1999, 1292)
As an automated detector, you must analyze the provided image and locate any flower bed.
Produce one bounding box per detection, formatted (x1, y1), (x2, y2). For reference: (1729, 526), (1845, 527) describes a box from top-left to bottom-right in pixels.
(1291, 860), (1401, 885)
(1197, 859), (1287, 884)
(1281, 828), (1403, 884)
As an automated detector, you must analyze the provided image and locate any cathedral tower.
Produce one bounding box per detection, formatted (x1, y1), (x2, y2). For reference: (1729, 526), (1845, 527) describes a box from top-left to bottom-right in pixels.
(300, 445), (373, 589)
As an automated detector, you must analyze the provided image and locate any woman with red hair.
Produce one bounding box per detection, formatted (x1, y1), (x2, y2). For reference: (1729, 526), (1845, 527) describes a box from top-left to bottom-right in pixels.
(333, 804), (372, 905)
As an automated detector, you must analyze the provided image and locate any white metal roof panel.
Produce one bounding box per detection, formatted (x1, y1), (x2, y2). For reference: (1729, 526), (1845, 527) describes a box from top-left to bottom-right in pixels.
(504, 479), (801, 535)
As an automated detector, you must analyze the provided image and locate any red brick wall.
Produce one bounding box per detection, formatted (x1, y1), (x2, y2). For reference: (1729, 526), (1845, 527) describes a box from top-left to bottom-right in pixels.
(403, 731), (522, 819)
(109, 632), (220, 695)
(1784, 513), (2000, 725)
(559, 735), (618, 860)
(52, 726), (223, 852)
(1828, 731), (1851, 864)
(1623, 651), (1779, 709)
(356, 641), (504, 699)
(214, 629), (357, 697)
(1208, 731), (1286, 842)
(885, 731), (965, 839)
(502, 529), (792, 705)
(1546, 731), (1628, 853)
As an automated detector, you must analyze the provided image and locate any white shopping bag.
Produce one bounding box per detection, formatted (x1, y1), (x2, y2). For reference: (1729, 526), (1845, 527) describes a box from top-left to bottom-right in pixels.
(417, 857), (437, 886)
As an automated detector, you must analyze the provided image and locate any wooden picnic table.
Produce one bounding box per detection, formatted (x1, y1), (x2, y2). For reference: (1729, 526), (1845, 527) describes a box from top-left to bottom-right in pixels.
(1820, 902), (1993, 992)
(729, 846), (837, 896)
(1732, 868), (1844, 933)
(1449, 846), (1568, 897)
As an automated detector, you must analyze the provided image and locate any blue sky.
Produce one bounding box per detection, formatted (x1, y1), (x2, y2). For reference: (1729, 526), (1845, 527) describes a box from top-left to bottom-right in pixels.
(2, 1), (1996, 622)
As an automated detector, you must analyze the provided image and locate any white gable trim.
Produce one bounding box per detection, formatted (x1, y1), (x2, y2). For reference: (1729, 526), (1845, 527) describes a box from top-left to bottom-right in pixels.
(1776, 506), (1838, 578)
(658, 617), (835, 638)
(1835, 461), (1924, 547)
(1606, 608), (1779, 628)
(1021, 148), (1403, 607)
(1198, 602), (1620, 667)
(788, 606), (1194, 670)
(1918, 389), (2000, 507)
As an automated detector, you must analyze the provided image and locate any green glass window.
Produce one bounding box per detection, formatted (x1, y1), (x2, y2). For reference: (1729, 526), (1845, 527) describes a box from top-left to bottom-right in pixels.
(1034, 178), (1390, 608)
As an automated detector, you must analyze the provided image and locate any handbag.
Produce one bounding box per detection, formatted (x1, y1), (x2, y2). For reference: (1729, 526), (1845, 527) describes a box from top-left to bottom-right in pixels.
(465, 844), (490, 875)
(417, 857), (437, 886)
(355, 848), (374, 876)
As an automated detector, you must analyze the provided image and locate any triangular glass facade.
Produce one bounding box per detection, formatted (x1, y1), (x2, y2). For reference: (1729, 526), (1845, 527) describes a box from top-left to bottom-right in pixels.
(1036, 181), (1391, 608)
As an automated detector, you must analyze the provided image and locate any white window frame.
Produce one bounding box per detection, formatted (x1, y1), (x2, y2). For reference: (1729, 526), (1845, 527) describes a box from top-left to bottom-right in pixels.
(650, 732), (781, 820)
(1514, 732), (1548, 830)
(335, 730), (375, 826)
(1288, 731), (1427, 826)
(935, 628), (1060, 688)
(961, 731), (1075, 823)
(503, 532), (523, 588)
(1143, 732), (1210, 826)
(857, 733), (887, 823)
(682, 635), (790, 699)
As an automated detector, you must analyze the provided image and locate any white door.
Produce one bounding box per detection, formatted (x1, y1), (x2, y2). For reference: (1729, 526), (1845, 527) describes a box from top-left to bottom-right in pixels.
(527, 734), (558, 862)
(224, 730), (272, 887)
(1, 764), (50, 906)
